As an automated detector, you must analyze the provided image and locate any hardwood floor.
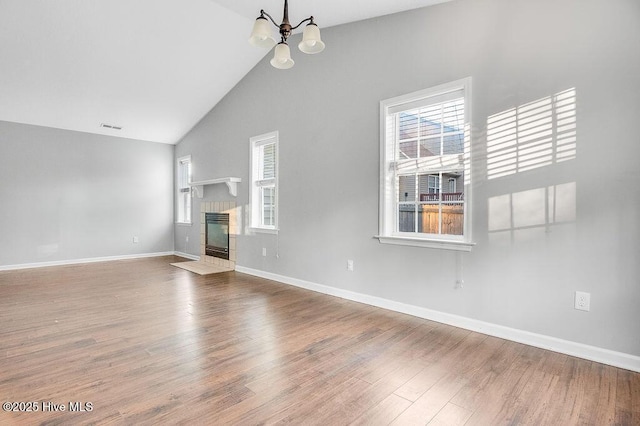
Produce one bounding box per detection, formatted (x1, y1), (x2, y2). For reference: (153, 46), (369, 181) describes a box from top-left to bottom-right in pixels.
(1, 256), (638, 425)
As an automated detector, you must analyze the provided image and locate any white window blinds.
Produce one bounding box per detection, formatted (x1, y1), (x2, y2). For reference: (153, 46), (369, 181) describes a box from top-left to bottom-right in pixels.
(393, 89), (465, 174)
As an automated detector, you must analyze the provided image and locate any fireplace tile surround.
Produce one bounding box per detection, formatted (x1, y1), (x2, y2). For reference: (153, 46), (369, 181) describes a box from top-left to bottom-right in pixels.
(200, 201), (237, 270)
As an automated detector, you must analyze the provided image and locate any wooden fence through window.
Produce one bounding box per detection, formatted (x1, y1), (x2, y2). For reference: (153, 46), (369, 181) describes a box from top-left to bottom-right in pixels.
(398, 204), (463, 235)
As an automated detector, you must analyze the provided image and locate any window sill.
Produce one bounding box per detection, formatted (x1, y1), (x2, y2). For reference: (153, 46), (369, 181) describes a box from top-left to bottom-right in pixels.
(176, 222), (192, 226)
(375, 235), (474, 251)
(250, 227), (279, 235)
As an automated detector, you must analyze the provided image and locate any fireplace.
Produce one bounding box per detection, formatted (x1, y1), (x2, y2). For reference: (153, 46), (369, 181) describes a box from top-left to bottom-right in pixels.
(205, 212), (229, 260)
(200, 201), (236, 270)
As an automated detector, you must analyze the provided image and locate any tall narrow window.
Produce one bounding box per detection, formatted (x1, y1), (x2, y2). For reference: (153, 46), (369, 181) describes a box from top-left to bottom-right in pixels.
(379, 78), (473, 250)
(176, 155), (192, 224)
(250, 132), (278, 232)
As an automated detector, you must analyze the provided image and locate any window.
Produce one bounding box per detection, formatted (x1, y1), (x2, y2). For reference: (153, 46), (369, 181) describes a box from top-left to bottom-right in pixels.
(176, 155), (192, 224)
(250, 131), (278, 232)
(378, 78), (473, 250)
(448, 177), (456, 193)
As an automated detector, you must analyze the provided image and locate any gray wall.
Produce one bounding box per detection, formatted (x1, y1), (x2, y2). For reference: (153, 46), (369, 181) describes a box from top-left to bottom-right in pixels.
(175, 0), (640, 357)
(0, 121), (175, 266)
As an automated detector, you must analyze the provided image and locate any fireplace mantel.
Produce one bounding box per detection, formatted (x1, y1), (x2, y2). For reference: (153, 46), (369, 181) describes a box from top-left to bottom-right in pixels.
(190, 177), (241, 198)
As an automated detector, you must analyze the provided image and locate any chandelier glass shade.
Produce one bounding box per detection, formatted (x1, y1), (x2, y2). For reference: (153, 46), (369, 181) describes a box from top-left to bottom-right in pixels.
(270, 42), (295, 69)
(248, 17), (276, 49)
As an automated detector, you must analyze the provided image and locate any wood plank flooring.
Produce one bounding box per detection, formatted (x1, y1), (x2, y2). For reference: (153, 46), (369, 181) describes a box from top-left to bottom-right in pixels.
(0, 256), (638, 425)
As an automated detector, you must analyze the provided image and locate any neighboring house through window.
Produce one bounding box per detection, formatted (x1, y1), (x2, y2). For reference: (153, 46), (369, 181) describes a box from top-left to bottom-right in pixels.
(176, 155), (192, 224)
(378, 78), (473, 250)
(250, 131), (278, 232)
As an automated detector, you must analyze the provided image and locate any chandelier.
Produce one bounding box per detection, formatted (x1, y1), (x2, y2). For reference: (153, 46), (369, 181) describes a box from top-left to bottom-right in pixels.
(248, 0), (325, 69)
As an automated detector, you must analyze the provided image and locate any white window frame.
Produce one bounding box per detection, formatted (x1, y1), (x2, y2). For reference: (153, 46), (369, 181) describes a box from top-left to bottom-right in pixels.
(250, 131), (279, 233)
(176, 155), (192, 225)
(377, 78), (474, 251)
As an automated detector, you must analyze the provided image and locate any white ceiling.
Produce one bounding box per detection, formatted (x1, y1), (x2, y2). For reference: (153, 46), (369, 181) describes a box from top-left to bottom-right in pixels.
(0, 0), (450, 144)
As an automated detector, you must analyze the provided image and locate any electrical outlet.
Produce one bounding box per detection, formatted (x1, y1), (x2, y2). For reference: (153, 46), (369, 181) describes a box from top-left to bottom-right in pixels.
(133, 236), (139, 243)
(347, 260), (354, 271)
(575, 291), (591, 311)
(262, 247), (267, 257)
(185, 235), (189, 242)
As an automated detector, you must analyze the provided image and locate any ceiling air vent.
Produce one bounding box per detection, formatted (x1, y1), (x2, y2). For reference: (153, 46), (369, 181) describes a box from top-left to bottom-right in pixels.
(100, 123), (122, 130)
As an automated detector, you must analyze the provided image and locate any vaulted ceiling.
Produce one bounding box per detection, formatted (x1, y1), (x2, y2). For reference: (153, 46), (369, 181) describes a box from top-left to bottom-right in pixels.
(0, 0), (450, 144)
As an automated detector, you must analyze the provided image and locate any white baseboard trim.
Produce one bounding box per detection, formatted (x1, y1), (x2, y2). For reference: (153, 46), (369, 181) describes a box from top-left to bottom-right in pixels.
(173, 252), (200, 261)
(235, 265), (640, 373)
(0, 251), (178, 271)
